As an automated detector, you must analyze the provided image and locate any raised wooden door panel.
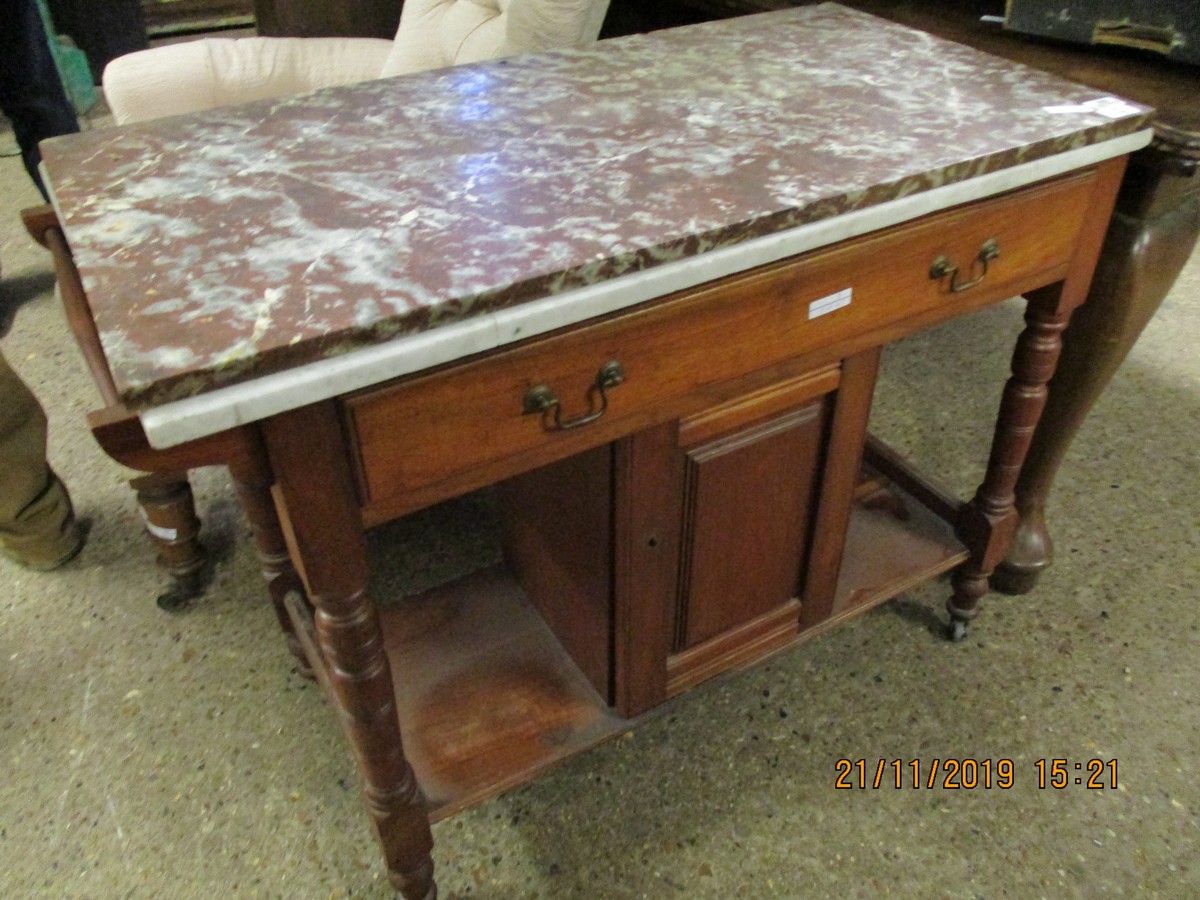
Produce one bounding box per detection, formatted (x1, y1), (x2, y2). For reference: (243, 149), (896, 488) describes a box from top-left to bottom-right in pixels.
(343, 170), (1097, 527)
(674, 388), (828, 649)
(643, 367), (842, 698)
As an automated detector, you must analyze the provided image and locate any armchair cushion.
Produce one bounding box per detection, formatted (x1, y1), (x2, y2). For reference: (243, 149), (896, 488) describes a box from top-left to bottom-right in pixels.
(103, 1), (611, 125)
(383, 0), (509, 77)
(502, 0), (611, 56)
(104, 37), (393, 124)
(382, 0), (610, 77)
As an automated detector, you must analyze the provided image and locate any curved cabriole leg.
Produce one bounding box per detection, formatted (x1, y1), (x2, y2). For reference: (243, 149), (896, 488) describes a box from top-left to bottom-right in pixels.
(948, 290), (1071, 639)
(130, 470), (208, 611)
(995, 172), (1200, 594)
(262, 402), (436, 900)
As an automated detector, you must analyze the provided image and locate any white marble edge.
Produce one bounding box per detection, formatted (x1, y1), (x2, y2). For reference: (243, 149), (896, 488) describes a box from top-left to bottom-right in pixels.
(136, 128), (1152, 449)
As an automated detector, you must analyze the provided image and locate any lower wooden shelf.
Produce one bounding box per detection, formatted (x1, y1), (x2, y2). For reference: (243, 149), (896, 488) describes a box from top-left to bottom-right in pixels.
(377, 567), (629, 819)
(827, 480), (969, 627)
(291, 567), (627, 820)
(289, 448), (970, 819)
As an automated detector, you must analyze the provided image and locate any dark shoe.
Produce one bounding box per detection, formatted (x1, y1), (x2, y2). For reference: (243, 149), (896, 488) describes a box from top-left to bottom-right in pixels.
(1, 515), (85, 571)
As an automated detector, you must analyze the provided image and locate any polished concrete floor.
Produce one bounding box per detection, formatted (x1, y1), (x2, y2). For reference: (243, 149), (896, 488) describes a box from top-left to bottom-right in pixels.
(2, 109), (1198, 898)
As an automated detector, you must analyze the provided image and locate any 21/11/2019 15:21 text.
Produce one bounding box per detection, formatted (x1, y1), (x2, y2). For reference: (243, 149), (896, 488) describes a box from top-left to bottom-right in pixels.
(835, 759), (1118, 790)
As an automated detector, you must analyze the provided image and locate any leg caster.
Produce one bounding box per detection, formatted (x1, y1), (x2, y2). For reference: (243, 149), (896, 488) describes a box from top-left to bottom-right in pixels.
(155, 565), (210, 612)
(389, 848), (437, 900)
(130, 471), (209, 611)
(946, 568), (985, 643)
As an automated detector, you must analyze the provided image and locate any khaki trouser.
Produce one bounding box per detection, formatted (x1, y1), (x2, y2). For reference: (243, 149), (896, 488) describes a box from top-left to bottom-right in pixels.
(0, 345), (75, 561)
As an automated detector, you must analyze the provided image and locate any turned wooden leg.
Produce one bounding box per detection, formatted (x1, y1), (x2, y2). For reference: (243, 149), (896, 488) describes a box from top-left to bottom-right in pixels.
(948, 290), (1071, 640)
(994, 168), (1200, 594)
(263, 402), (436, 900)
(129, 470), (209, 611)
(227, 434), (312, 677)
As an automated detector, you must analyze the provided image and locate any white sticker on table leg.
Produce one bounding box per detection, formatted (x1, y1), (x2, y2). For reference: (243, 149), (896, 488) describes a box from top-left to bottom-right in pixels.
(139, 509), (178, 541)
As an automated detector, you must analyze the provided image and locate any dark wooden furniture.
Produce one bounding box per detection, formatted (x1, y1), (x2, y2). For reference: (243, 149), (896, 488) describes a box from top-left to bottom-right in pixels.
(1004, 0), (1200, 65)
(142, 1), (255, 37)
(253, 0), (401, 38)
(34, 7), (1149, 895)
(636, 0), (1200, 592)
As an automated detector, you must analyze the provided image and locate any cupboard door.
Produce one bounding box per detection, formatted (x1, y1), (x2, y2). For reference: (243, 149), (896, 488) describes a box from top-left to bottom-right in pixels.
(658, 367), (841, 697)
(675, 402), (825, 648)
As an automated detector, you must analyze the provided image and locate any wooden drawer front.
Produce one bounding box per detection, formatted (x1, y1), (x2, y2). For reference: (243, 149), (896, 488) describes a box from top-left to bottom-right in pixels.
(345, 171), (1095, 524)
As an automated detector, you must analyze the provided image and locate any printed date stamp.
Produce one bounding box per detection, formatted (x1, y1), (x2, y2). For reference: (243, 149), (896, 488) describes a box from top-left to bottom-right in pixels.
(834, 758), (1118, 790)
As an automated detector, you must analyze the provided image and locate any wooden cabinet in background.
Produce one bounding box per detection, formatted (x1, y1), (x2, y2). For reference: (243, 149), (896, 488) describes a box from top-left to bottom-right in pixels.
(141, 1), (255, 36)
(253, 0), (401, 37)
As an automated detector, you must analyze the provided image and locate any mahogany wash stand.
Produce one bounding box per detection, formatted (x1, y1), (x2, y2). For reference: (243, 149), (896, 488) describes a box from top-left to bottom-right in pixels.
(30, 6), (1152, 896)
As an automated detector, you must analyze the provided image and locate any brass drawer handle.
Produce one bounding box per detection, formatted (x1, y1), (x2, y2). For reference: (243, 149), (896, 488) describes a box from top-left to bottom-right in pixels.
(523, 361), (626, 431)
(930, 238), (1001, 293)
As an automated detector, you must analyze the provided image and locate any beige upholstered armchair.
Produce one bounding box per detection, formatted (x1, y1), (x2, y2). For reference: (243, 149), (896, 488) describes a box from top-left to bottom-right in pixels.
(102, 0), (611, 124)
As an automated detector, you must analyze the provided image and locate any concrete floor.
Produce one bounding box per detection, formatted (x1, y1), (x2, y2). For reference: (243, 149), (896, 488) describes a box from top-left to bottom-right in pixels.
(2, 105), (1198, 899)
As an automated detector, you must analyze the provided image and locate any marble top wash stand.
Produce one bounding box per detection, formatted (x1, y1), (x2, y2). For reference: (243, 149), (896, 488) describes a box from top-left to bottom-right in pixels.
(32, 5), (1151, 896)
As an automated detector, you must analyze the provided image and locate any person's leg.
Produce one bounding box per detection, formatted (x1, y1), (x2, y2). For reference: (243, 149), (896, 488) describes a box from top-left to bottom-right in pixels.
(0, 0), (80, 200)
(0, 347), (81, 569)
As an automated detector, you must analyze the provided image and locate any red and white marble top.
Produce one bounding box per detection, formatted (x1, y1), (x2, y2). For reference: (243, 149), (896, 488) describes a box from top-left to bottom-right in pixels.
(41, 3), (1150, 408)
